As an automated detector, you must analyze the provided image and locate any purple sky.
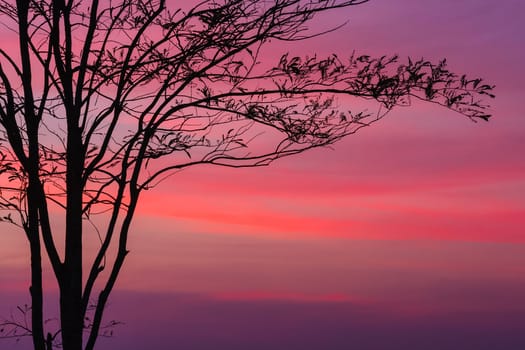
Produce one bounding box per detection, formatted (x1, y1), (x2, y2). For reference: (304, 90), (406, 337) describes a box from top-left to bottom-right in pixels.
(1, 0), (524, 349)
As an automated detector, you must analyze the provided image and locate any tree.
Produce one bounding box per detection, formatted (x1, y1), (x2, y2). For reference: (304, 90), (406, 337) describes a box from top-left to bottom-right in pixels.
(0, 0), (493, 349)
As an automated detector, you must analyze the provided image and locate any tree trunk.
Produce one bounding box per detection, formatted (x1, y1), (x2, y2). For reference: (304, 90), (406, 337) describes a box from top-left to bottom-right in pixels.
(27, 122), (46, 350)
(59, 283), (83, 350)
(28, 233), (45, 350)
(59, 205), (84, 350)
(60, 113), (84, 350)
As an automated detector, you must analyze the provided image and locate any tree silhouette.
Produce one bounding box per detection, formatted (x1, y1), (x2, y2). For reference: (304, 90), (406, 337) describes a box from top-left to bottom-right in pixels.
(0, 0), (493, 349)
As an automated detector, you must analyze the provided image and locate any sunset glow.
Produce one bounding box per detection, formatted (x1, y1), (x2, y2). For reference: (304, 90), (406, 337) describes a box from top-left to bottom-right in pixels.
(1, 0), (524, 349)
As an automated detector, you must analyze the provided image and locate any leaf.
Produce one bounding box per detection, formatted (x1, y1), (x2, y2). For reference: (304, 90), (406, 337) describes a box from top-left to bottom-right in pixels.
(233, 140), (247, 147)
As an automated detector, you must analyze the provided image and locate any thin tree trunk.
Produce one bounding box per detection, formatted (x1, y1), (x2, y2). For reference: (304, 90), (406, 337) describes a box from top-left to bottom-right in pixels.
(27, 110), (46, 350)
(28, 231), (45, 350)
(16, 0), (47, 345)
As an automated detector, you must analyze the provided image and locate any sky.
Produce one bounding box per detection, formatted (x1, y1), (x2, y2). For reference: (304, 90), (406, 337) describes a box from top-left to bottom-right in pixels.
(1, 0), (525, 349)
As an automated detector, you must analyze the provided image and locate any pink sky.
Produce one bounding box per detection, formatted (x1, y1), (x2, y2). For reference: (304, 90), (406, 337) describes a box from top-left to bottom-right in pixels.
(1, 0), (524, 349)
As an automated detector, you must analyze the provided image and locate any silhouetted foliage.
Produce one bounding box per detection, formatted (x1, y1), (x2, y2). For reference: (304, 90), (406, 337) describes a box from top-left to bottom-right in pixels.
(0, 0), (493, 349)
